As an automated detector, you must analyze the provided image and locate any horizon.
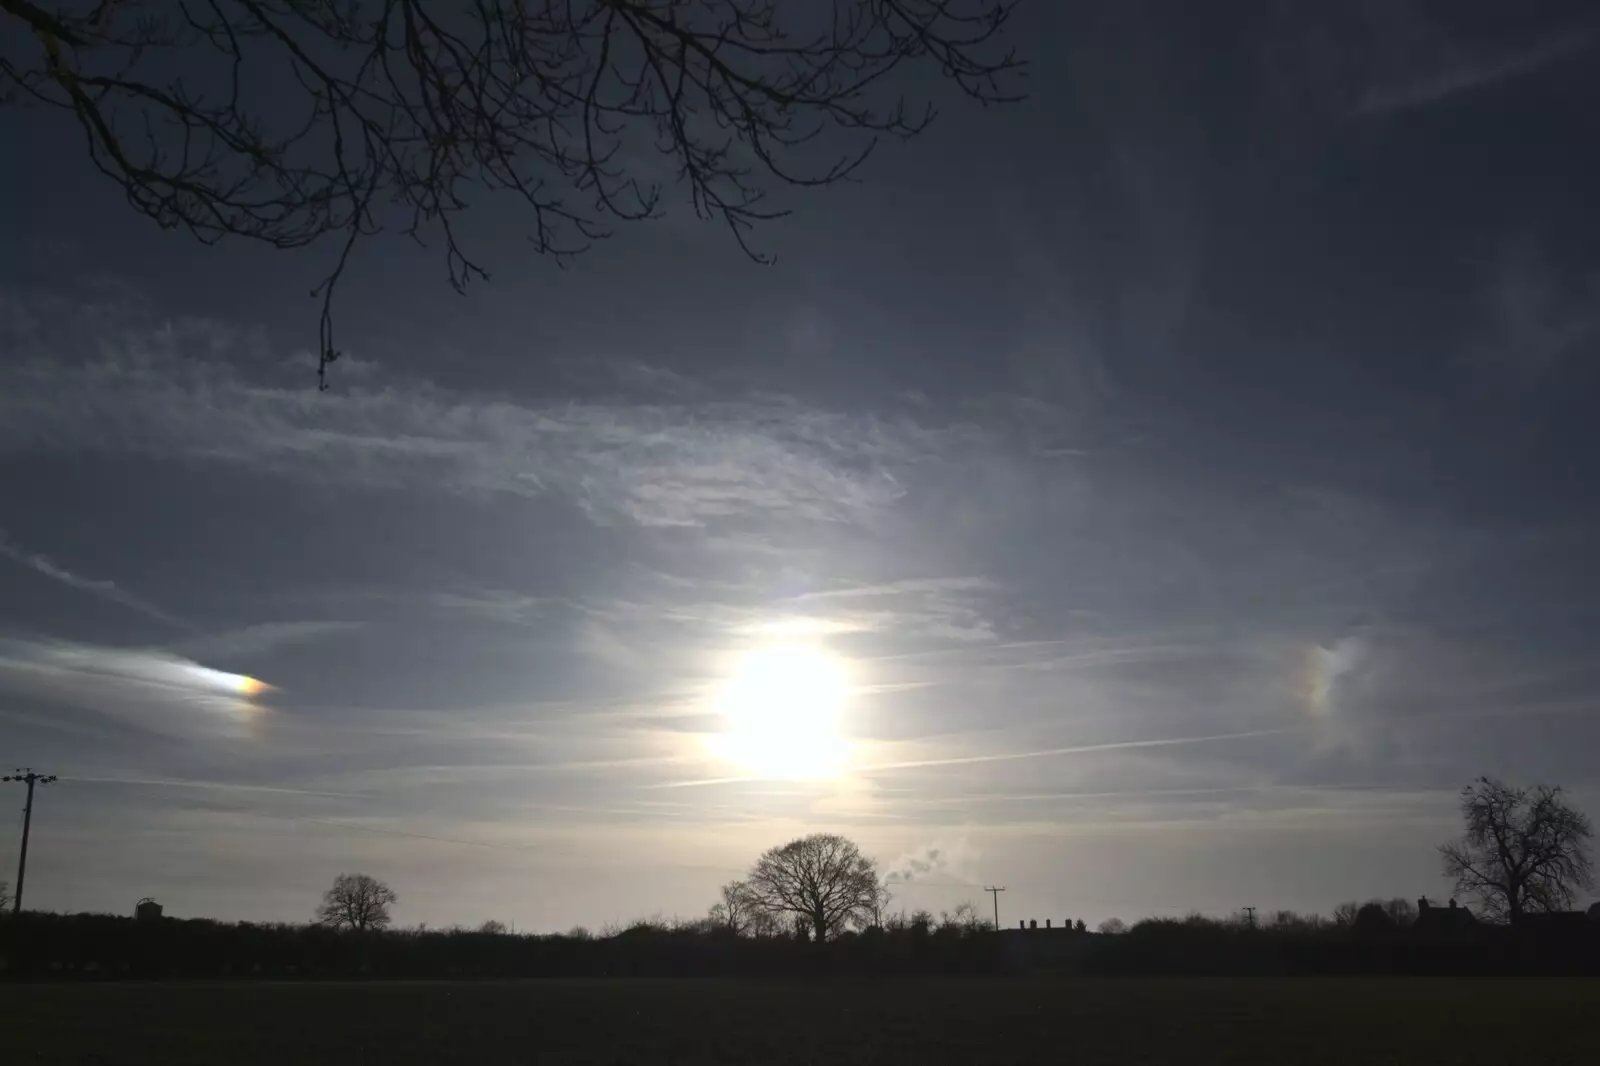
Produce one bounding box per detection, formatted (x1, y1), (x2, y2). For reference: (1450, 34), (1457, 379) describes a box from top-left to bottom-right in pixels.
(5, 0), (1600, 934)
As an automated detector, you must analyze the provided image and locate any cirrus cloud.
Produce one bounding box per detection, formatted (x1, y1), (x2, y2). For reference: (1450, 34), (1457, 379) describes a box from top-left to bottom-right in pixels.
(0, 288), (989, 531)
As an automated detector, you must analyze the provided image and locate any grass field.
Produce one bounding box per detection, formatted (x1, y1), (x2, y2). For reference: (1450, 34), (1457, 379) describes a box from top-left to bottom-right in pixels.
(5, 977), (1599, 1064)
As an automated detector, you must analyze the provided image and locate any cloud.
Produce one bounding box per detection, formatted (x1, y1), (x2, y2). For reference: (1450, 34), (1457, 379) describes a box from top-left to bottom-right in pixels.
(0, 637), (271, 739)
(1288, 618), (1600, 771)
(1476, 242), (1599, 380)
(854, 730), (1288, 775)
(63, 776), (358, 800)
(567, 574), (1005, 666)
(0, 289), (983, 530)
(426, 590), (552, 625)
(1305, 635), (1366, 720)
(1256, 6), (1593, 126)
(0, 529), (182, 625)
(785, 577), (1001, 646)
(1356, 28), (1593, 116)
(171, 620), (362, 660)
(791, 577), (995, 602)
(1302, 633), (1371, 754)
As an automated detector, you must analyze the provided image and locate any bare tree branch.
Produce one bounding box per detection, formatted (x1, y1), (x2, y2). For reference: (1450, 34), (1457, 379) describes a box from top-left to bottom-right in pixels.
(0, 0), (1024, 385)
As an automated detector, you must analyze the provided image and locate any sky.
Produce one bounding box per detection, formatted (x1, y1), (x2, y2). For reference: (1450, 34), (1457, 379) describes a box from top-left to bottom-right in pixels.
(2, 0), (1599, 931)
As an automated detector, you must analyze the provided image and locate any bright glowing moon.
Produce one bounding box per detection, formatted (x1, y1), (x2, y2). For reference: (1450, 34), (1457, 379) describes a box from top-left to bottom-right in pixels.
(714, 644), (850, 779)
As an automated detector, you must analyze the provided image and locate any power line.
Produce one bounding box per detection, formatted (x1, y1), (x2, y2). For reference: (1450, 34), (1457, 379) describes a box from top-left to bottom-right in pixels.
(984, 885), (1006, 929)
(3, 769), (58, 913)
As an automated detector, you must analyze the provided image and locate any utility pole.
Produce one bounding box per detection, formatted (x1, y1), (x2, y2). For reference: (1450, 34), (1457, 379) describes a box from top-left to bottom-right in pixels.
(1242, 905), (1257, 929)
(4, 769), (57, 913)
(984, 885), (1006, 930)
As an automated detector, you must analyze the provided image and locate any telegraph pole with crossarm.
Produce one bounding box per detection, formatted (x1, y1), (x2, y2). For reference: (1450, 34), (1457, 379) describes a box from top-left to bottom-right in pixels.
(4, 769), (58, 913)
(984, 885), (1006, 930)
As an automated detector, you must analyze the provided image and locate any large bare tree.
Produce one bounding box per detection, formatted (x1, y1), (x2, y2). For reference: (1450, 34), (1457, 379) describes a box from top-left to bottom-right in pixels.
(315, 871), (398, 931)
(745, 832), (881, 943)
(1439, 776), (1594, 923)
(0, 0), (1021, 385)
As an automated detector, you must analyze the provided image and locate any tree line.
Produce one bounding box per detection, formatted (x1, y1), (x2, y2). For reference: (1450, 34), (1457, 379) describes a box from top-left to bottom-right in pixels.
(2, 777), (1595, 979)
(8, 897), (1600, 981)
(309, 777), (1594, 941)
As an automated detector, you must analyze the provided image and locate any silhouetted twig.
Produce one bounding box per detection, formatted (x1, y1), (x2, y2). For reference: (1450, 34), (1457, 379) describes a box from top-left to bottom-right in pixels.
(1, 0), (1023, 384)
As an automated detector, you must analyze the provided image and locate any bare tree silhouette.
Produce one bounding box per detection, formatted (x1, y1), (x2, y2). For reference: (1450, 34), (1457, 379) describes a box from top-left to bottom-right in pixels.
(0, 0), (1022, 385)
(315, 872), (398, 931)
(745, 832), (882, 943)
(706, 879), (756, 935)
(1381, 897), (1416, 928)
(1440, 777), (1594, 923)
(938, 900), (988, 932)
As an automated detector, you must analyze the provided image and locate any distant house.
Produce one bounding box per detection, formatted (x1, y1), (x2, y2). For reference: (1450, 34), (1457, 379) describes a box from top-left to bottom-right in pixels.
(1000, 918), (1092, 972)
(1413, 897), (1476, 933)
(1515, 909), (1593, 933)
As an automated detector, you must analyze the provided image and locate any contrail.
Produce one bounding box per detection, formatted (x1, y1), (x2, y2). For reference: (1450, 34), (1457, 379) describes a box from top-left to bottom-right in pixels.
(0, 530), (183, 626)
(656, 729), (1289, 788)
(851, 729), (1287, 773)
(862, 638), (1200, 667)
(64, 776), (359, 799)
(649, 775), (766, 789)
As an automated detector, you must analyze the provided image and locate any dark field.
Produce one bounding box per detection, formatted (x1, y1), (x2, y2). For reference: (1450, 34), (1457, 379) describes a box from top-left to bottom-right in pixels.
(5, 978), (1600, 1065)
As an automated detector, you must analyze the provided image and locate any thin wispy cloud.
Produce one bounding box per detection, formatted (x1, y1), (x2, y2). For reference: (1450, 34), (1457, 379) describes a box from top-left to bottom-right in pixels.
(862, 636), (1199, 671)
(579, 573), (1005, 654)
(0, 637), (270, 739)
(1356, 27), (1593, 115)
(426, 590), (553, 624)
(790, 577), (997, 603)
(172, 620), (362, 660)
(64, 776), (359, 800)
(1256, 5), (1594, 130)
(0, 529), (182, 625)
(0, 290), (987, 531)
(1476, 241), (1599, 380)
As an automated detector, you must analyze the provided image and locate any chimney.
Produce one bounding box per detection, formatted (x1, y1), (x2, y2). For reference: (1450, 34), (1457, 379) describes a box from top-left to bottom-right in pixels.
(1417, 896), (1429, 912)
(1045, 919), (1051, 929)
(1448, 898), (1458, 910)
(1029, 919), (1037, 930)
(1018, 919), (1025, 930)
